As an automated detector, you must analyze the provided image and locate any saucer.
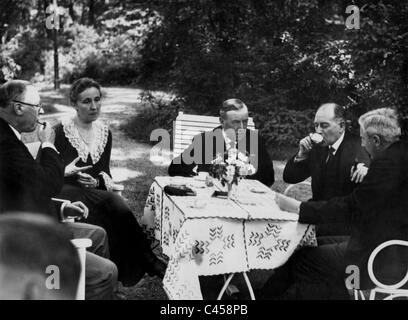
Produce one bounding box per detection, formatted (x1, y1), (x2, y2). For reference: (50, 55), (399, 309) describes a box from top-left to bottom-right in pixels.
(250, 188), (266, 194)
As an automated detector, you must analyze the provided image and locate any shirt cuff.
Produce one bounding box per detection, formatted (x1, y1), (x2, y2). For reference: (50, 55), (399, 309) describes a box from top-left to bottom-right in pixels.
(294, 154), (308, 162)
(42, 142), (59, 153)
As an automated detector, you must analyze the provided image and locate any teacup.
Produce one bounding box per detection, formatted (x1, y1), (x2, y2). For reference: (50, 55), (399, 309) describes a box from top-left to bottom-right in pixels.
(195, 171), (208, 181)
(310, 133), (324, 145)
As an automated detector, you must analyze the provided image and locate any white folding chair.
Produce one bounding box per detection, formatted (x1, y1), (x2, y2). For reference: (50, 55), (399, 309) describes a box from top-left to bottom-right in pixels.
(24, 143), (95, 300)
(70, 238), (92, 300)
(354, 240), (408, 300)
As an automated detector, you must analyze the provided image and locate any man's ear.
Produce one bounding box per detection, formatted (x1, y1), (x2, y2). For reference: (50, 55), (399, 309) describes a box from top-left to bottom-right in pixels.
(372, 134), (381, 146)
(13, 103), (24, 116)
(219, 116), (224, 126)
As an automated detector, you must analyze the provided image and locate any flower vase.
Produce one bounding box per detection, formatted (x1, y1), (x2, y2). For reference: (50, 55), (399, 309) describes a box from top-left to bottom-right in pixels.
(227, 182), (233, 200)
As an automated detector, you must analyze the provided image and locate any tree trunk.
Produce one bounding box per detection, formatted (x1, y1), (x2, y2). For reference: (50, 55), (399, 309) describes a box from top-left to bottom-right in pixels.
(53, 28), (60, 89)
(88, 0), (95, 26)
(68, 0), (76, 22)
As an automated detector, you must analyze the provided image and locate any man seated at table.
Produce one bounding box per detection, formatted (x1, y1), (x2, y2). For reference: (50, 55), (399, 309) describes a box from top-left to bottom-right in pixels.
(0, 80), (117, 299)
(168, 99), (275, 187)
(261, 108), (408, 299)
(0, 213), (81, 300)
(283, 103), (370, 240)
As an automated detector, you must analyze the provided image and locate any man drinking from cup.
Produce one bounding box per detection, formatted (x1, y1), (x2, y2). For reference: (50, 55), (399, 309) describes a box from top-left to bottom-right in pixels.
(282, 103), (370, 241)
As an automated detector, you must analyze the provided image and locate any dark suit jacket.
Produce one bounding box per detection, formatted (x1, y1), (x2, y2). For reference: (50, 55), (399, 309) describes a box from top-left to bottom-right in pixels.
(299, 140), (408, 288)
(0, 118), (65, 218)
(283, 131), (370, 201)
(168, 127), (275, 186)
(283, 132), (370, 236)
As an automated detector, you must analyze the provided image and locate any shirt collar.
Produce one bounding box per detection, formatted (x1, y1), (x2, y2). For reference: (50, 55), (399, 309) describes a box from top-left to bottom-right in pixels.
(8, 124), (21, 141)
(330, 131), (345, 155)
(222, 129), (234, 149)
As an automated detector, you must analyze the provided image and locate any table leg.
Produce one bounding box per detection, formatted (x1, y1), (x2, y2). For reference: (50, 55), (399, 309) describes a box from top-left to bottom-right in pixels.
(217, 273), (235, 300)
(243, 272), (256, 300)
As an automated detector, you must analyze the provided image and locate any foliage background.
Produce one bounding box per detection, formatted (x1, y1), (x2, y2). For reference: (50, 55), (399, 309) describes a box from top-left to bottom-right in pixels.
(1, 0), (408, 146)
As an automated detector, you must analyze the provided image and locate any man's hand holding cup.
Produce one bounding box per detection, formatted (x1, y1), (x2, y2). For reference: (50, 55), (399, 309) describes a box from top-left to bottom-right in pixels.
(296, 133), (324, 161)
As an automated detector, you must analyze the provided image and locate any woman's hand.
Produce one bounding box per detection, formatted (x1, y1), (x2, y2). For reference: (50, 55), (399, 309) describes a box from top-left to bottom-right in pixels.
(77, 172), (99, 189)
(65, 157), (93, 177)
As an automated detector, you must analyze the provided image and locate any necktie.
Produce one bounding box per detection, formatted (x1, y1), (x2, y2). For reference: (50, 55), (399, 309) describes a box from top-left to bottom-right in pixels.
(326, 146), (335, 164)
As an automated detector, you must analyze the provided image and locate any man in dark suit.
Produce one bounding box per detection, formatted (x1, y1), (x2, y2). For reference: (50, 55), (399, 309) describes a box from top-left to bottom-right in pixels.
(283, 103), (370, 238)
(268, 108), (408, 299)
(168, 99), (275, 187)
(0, 80), (117, 299)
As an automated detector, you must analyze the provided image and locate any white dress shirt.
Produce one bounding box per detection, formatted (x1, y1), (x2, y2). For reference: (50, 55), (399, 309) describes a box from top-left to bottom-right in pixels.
(329, 131), (345, 156)
(9, 124), (58, 153)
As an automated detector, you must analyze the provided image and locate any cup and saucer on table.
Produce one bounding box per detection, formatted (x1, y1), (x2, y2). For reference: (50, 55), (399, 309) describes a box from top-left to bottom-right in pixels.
(194, 171), (208, 181)
(250, 187), (266, 194)
(190, 171), (213, 188)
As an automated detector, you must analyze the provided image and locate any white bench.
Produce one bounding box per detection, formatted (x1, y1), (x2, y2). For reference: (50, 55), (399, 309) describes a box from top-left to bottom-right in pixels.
(172, 111), (255, 158)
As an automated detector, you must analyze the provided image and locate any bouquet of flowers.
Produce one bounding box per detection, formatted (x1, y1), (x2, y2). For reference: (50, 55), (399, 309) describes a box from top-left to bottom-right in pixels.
(209, 146), (256, 191)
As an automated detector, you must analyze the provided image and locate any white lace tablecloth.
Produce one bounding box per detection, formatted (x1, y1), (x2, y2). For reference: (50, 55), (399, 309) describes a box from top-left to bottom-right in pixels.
(141, 176), (317, 299)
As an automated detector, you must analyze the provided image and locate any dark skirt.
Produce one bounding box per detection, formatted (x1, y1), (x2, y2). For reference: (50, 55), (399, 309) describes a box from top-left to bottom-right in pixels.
(58, 184), (154, 286)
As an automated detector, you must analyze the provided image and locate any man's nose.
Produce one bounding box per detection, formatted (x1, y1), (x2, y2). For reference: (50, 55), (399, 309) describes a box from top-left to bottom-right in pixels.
(90, 101), (97, 109)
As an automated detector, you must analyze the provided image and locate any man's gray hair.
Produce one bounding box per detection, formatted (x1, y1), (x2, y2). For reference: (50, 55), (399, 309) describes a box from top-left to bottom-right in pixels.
(358, 108), (401, 142)
(0, 80), (30, 109)
(220, 99), (247, 118)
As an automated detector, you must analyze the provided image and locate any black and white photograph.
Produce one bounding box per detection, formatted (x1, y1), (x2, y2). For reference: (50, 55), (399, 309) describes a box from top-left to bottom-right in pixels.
(0, 0), (407, 305)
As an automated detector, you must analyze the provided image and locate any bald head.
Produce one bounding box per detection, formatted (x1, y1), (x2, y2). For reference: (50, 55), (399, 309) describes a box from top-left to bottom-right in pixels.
(314, 103), (346, 146)
(317, 103), (346, 123)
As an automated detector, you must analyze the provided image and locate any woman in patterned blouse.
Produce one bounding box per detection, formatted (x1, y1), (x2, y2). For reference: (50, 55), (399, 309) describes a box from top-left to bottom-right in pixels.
(54, 77), (166, 287)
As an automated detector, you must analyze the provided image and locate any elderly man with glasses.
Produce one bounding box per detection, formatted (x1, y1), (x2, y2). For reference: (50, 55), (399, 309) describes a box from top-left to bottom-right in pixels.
(0, 80), (118, 299)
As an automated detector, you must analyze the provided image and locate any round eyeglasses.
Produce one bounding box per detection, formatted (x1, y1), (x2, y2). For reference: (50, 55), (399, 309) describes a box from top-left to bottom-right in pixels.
(12, 100), (44, 114)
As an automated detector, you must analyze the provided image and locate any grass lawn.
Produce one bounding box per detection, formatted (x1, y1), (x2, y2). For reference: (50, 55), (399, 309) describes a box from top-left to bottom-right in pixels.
(27, 84), (311, 300)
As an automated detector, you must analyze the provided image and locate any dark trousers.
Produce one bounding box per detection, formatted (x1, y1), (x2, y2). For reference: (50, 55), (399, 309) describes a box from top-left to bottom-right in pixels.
(259, 240), (350, 300)
(60, 185), (156, 286)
